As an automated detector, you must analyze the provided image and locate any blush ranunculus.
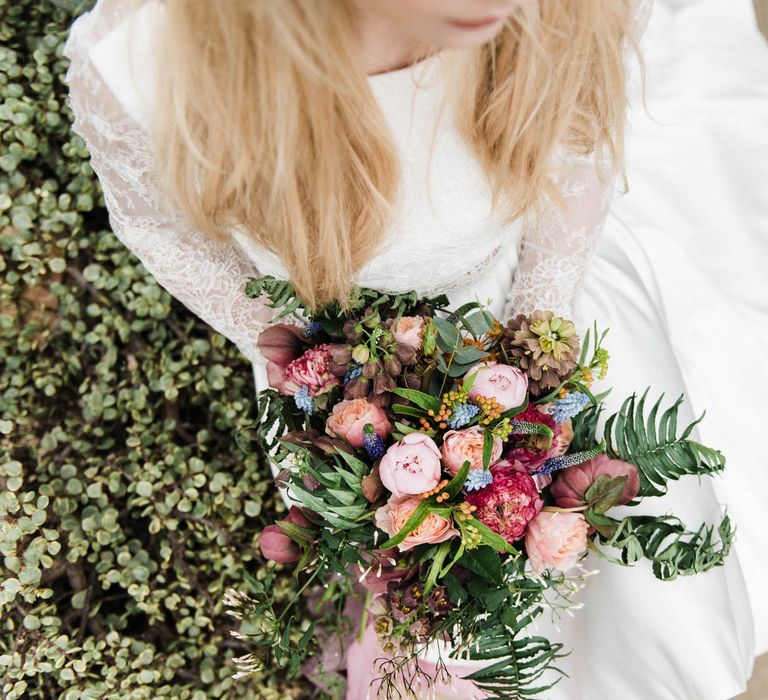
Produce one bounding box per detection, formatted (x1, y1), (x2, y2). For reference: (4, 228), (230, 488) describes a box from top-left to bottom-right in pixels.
(467, 362), (528, 411)
(549, 453), (640, 509)
(465, 466), (543, 543)
(440, 426), (502, 475)
(375, 495), (458, 552)
(282, 343), (339, 396)
(378, 432), (442, 497)
(325, 398), (392, 449)
(525, 511), (589, 573)
(392, 316), (425, 350)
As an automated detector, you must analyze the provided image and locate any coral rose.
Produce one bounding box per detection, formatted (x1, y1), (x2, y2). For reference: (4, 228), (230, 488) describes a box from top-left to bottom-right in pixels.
(467, 362), (528, 411)
(325, 398), (392, 449)
(465, 466), (543, 543)
(379, 432), (442, 497)
(525, 511), (589, 573)
(392, 316), (425, 349)
(550, 454), (640, 509)
(375, 495), (458, 552)
(440, 426), (502, 475)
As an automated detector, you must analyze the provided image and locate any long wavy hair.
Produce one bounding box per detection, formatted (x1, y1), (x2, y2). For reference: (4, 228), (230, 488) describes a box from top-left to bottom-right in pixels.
(150, 0), (641, 309)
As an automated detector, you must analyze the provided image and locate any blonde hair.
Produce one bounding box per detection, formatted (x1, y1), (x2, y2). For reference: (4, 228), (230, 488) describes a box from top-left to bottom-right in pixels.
(151, 0), (640, 310)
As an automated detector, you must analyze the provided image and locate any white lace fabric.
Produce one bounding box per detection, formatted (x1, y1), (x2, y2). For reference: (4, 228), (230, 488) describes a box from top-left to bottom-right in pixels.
(503, 146), (616, 320)
(63, 0), (272, 366)
(63, 0), (653, 360)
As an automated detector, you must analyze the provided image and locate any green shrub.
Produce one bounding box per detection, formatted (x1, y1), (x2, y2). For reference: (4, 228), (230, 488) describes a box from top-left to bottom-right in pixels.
(0, 2), (313, 697)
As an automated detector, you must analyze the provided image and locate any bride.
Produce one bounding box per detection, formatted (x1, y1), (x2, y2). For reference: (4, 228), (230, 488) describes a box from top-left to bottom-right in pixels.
(63, 0), (761, 697)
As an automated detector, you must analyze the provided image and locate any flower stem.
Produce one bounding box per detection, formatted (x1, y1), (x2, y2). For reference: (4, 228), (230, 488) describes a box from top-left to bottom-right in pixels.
(358, 589), (373, 643)
(543, 505), (588, 513)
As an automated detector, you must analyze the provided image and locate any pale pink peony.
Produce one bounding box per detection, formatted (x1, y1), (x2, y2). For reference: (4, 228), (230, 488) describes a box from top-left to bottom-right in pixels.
(440, 426), (502, 475)
(550, 454), (640, 509)
(525, 511), (589, 573)
(379, 432), (442, 497)
(467, 362), (528, 411)
(465, 466), (543, 543)
(375, 495), (458, 552)
(392, 316), (425, 349)
(325, 398), (392, 449)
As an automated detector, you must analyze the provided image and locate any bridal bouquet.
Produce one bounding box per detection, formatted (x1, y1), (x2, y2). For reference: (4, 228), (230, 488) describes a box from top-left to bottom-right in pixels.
(228, 277), (732, 699)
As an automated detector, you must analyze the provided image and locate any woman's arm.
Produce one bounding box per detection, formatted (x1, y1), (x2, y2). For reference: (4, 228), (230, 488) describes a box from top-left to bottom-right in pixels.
(63, 1), (272, 365)
(503, 147), (615, 320)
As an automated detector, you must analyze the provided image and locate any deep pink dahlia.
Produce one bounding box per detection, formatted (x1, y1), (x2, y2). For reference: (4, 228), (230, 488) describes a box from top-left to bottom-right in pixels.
(465, 466), (543, 543)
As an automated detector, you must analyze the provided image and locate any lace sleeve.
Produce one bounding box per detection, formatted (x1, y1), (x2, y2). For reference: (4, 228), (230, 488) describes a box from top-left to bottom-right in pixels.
(503, 0), (653, 321)
(62, 0), (272, 365)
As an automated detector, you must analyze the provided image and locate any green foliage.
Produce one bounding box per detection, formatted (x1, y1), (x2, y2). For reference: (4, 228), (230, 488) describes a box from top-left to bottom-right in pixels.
(595, 514), (734, 580)
(604, 390), (726, 498)
(0, 2), (313, 698)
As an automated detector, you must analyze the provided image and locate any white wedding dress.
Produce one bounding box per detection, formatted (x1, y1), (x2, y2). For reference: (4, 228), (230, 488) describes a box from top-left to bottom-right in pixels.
(63, 0), (768, 698)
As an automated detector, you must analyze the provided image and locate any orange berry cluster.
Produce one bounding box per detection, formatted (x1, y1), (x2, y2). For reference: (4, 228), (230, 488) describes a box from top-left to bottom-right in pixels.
(472, 394), (504, 424)
(418, 388), (470, 431)
(462, 338), (486, 351)
(455, 501), (477, 522)
(418, 479), (450, 501)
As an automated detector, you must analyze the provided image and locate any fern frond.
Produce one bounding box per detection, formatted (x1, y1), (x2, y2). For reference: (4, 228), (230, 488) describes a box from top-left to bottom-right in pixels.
(604, 389), (725, 497)
(597, 513), (734, 580)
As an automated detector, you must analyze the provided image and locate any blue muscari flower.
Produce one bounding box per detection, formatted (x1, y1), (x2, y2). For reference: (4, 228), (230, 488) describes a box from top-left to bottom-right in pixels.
(344, 364), (364, 384)
(294, 386), (315, 415)
(531, 445), (604, 476)
(447, 403), (480, 430)
(363, 424), (387, 460)
(465, 469), (493, 492)
(302, 321), (322, 338)
(551, 392), (590, 424)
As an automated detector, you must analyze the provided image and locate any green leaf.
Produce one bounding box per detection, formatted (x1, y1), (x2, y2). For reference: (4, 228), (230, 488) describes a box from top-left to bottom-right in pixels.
(482, 429), (494, 470)
(466, 517), (517, 554)
(584, 474), (628, 515)
(444, 461), (470, 499)
(392, 403), (428, 418)
(390, 387), (441, 412)
(276, 521), (315, 546)
(377, 499), (433, 549)
(458, 546), (503, 584)
(585, 509), (620, 539)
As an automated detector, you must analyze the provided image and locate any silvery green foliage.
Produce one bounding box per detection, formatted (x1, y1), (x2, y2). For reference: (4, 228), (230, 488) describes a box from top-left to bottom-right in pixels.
(0, 2), (313, 697)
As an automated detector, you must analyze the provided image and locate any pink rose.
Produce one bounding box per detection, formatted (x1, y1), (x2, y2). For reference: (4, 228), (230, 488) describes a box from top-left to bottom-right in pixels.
(550, 454), (640, 509)
(392, 316), (425, 350)
(525, 511), (589, 573)
(259, 507), (312, 564)
(282, 344), (339, 396)
(467, 362), (528, 411)
(375, 495), (458, 552)
(379, 432), (441, 497)
(465, 466), (543, 543)
(440, 426), (502, 475)
(325, 398), (392, 448)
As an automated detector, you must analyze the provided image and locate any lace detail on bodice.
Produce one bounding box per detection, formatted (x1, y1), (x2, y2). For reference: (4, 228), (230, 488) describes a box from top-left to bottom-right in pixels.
(62, 0), (273, 365)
